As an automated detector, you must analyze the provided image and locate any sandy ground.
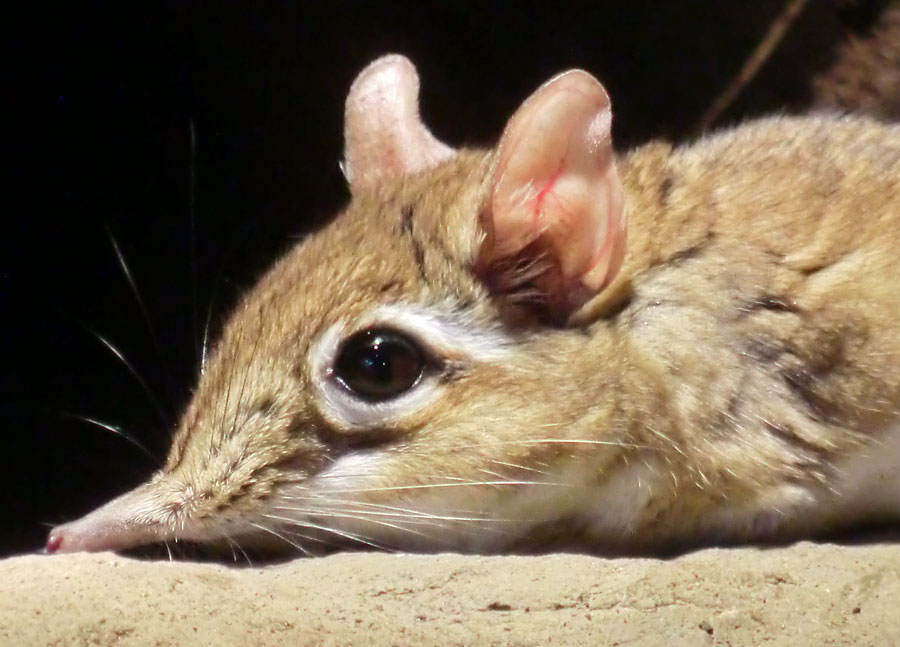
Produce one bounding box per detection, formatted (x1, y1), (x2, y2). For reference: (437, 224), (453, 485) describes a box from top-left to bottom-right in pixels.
(1, 542), (898, 646)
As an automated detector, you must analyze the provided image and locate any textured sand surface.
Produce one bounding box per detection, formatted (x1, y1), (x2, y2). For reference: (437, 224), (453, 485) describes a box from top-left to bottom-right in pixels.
(1, 542), (898, 646)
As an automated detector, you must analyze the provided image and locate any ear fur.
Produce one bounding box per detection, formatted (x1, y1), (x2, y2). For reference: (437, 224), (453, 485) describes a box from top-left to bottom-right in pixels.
(343, 54), (455, 193)
(481, 69), (626, 319)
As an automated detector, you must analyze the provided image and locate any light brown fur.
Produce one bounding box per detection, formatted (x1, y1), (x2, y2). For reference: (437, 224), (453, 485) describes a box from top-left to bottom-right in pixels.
(814, 0), (900, 119)
(48, 63), (900, 556)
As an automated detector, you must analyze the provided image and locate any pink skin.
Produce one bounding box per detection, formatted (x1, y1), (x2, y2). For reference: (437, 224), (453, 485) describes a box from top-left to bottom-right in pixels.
(45, 534), (62, 554)
(343, 54), (454, 192)
(489, 70), (626, 304)
(45, 482), (171, 554)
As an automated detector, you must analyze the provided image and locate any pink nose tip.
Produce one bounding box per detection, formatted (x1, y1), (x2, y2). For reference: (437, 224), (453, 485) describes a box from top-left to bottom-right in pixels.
(45, 531), (63, 554)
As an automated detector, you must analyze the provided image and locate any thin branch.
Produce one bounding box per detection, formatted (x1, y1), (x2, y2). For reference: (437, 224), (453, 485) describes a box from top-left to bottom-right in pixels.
(694, 0), (811, 133)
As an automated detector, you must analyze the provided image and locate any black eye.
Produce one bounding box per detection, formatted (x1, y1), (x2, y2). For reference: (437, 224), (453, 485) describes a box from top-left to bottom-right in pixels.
(333, 329), (425, 401)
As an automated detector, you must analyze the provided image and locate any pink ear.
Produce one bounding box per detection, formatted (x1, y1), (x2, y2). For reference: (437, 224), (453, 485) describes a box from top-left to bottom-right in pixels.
(483, 70), (626, 315)
(343, 55), (455, 193)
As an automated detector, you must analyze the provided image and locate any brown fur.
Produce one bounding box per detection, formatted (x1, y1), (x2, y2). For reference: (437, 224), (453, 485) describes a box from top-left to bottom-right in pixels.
(48, 66), (900, 556)
(142, 112), (900, 552)
(814, 1), (900, 119)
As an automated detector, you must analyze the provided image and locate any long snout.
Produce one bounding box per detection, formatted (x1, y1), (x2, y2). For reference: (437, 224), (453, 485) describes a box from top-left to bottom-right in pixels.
(46, 482), (171, 554)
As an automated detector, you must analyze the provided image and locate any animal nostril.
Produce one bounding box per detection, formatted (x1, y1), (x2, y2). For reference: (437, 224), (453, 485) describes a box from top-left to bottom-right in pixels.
(45, 531), (63, 554)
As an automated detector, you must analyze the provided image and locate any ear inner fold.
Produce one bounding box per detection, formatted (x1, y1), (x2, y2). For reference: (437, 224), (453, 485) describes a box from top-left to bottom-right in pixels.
(343, 54), (455, 193)
(484, 70), (626, 315)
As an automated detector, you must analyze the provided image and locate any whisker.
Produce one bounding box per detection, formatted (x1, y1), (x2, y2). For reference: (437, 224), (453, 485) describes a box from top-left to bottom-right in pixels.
(187, 119), (202, 373)
(265, 516), (392, 551)
(217, 527), (249, 565)
(314, 469), (459, 483)
(273, 504), (456, 527)
(200, 303), (212, 376)
(488, 459), (549, 475)
(289, 499), (506, 523)
(274, 495), (519, 523)
(263, 512), (432, 541)
(106, 225), (177, 411)
(283, 500), (525, 542)
(233, 540), (254, 566)
(325, 479), (573, 494)
(53, 411), (156, 461)
(280, 506), (523, 540)
(70, 321), (170, 428)
(200, 278), (221, 378)
(199, 222), (255, 378)
(446, 439), (653, 451)
(478, 468), (510, 480)
(246, 520), (313, 557)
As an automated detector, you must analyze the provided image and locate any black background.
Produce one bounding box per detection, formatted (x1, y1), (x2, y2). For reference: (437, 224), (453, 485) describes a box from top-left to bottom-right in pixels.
(1, 1), (888, 558)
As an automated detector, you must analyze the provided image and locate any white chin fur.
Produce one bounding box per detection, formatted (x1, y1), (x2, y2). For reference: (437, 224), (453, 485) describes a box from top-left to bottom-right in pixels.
(296, 447), (658, 553)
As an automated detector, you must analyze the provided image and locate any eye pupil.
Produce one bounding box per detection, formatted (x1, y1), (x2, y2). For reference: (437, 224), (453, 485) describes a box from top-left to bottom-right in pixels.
(334, 329), (424, 401)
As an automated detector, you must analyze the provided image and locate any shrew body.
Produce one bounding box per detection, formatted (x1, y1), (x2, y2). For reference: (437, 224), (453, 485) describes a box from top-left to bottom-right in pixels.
(48, 56), (900, 557)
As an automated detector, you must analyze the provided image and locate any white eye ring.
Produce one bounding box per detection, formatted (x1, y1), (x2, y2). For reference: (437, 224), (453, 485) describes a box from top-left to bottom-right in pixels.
(308, 303), (512, 432)
(310, 323), (440, 432)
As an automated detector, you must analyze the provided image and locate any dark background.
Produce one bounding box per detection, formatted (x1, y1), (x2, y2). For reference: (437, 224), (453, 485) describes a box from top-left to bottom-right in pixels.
(1, 1), (888, 558)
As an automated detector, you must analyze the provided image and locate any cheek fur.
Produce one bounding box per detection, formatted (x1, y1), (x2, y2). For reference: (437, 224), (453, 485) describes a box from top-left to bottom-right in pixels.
(309, 449), (389, 495)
